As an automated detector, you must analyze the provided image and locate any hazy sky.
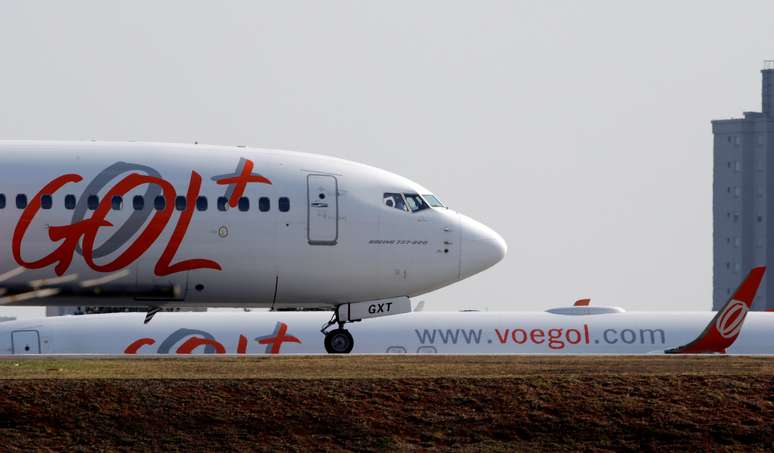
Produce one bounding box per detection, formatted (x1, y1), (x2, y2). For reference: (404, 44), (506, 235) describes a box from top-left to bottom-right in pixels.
(1, 2), (774, 318)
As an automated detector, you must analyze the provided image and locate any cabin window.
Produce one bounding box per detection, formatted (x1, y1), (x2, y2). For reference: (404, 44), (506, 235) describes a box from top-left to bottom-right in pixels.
(87, 195), (99, 210)
(0, 194), (5, 209)
(196, 196), (207, 211)
(278, 197), (290, 212)
(16, 194), (27, 209)
(133, 195), (144, 210)
(112, 196), (123, 210)
(238, 197), (249, 212)
(217, 197), (228, 211)
(259, 197), (270, 212)
(64, 194), (76, 210)
(175, 196), (187, 211)
(383, 193), (407, 211)
(41, 195), (53, 210)
(154, 196), (166, 211)
(403, 194), (429, 212)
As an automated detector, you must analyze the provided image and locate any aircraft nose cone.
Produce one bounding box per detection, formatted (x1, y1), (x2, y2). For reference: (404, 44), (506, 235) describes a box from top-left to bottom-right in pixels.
(459, 214), (507, 280)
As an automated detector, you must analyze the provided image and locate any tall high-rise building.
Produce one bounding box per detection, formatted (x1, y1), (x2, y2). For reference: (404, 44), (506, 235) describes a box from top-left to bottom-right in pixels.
(712, 61), (774, 310)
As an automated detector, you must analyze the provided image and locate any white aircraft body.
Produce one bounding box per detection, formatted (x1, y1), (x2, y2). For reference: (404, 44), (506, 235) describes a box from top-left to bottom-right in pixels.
(1, 268), (768, 355)
(0, 141), (507, 352)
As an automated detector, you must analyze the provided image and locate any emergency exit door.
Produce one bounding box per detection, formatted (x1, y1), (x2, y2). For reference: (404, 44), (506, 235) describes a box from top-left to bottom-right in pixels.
(12, 330), (40, 354)
(307, 174), (339, 245)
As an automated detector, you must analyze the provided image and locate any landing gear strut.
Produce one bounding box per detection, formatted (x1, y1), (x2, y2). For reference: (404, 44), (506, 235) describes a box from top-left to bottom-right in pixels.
(321, 309), (354, 354)
(320, 298), (411, 353)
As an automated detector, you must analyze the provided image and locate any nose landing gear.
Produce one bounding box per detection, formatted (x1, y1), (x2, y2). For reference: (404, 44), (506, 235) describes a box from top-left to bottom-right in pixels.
(321, 310), (354, 354)
(321, 297), (412, 354)
(324, 328), (354, 354)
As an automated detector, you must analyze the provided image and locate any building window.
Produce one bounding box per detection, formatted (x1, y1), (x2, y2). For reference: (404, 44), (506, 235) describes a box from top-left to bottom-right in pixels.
(734, 161), (742, 171)
(758, 215), (763, 223)
(16, 194), (27, 209)
(175, 196), (187, 211)
(64, 194), (76, 210)
(278, 197), (290, 212)
(734, 136), (741, 146)
(734, 187), (741, 197)
(217, 197), (228, 211)
(112, 196), (122, 210)
(734, 237), (741, 247)
(0, 194), (5, 209)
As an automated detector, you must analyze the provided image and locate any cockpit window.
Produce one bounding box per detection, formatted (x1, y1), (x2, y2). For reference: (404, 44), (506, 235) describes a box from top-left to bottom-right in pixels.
(422, 194), (445, 208)
(383, 193), (408, 211)
(403, 194), (429, 212)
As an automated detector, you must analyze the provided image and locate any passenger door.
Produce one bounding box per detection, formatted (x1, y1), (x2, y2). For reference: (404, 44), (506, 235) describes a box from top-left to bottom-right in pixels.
(12, 330), (40, 354)
(307, 174), (339, 245)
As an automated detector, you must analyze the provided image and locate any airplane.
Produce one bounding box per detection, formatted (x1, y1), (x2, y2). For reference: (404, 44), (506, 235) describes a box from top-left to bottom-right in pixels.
(1, 268), (768, 355)
(0, 140), (507, 353)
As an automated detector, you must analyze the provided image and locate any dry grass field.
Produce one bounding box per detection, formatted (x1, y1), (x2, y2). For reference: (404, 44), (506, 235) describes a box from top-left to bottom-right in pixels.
(2, 355), (774, 379)
(1, 356), (773, 451)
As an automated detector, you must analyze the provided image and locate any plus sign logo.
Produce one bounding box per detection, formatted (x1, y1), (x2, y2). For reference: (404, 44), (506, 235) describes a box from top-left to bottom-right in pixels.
(212, 158), (272, 208)
(256, 322), (302, 354)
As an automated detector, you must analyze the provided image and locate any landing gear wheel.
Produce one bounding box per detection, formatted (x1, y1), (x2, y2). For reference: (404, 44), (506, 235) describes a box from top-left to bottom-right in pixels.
(324, 329), (354, 354)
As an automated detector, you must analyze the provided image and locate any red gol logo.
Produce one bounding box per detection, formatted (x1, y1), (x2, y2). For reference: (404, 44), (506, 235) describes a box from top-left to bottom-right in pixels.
(715, 299), (748, 339)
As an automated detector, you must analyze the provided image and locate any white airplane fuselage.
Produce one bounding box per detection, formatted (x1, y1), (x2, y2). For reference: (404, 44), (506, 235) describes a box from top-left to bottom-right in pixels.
(2, 310), (774, 355)
(0, 141), (506, 309)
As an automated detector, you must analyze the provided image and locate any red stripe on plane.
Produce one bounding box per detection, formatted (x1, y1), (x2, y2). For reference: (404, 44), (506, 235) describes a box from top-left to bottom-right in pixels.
(124, 338), (156, 354)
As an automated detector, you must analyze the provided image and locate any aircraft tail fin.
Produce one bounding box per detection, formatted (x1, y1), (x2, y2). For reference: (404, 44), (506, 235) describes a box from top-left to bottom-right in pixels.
(666, 266), (766, 354)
